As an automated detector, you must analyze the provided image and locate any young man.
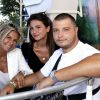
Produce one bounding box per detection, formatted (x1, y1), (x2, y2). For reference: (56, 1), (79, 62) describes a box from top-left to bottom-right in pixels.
(1, 13), (100, 99)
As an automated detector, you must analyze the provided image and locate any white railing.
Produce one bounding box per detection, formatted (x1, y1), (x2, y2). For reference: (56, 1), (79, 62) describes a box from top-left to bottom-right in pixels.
(0, 77), (91, 100)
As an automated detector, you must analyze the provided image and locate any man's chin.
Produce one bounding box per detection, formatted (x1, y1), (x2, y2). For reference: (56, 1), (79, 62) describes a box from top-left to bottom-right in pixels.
(57, 44), (65, 48)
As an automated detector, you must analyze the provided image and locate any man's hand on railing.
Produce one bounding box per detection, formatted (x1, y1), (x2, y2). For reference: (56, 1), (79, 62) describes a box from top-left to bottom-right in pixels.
(36, 77), (55, 89)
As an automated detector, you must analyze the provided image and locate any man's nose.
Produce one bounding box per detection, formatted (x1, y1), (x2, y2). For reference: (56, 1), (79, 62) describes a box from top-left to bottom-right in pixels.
(58, 31), (63, 38)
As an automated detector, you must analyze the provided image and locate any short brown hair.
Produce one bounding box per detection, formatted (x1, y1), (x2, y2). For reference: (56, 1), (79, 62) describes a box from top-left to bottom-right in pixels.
(54, 13), (76, 26)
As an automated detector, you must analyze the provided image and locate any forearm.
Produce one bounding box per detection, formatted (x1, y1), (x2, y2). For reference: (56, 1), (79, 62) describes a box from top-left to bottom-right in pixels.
(24, 71), (44, 87)
(55, 53), (100, 81)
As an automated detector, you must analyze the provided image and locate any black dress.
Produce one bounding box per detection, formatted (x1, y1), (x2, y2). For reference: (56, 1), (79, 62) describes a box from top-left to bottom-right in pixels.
(21, 43), (45, 72)
(21, 43), (59, 72)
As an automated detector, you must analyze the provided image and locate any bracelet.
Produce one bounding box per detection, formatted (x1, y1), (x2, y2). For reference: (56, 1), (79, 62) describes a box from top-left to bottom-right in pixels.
(9, 81), (17, 89)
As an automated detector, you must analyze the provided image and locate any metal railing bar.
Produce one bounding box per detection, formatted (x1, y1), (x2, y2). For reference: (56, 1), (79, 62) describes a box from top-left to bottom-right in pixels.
(0, 77), (90, 100)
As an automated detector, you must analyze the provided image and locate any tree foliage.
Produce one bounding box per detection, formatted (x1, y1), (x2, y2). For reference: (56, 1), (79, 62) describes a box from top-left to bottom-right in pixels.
(0, 0), (19, 16)
(0, 0), (20, 25)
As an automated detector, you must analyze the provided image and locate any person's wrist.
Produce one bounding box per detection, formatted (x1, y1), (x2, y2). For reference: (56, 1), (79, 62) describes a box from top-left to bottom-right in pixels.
(9, 81), (17, 89)
(49, 70), (59, 83)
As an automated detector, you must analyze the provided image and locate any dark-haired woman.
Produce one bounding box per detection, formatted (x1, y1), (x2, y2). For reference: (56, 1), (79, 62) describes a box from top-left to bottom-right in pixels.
(21, 12), (58, 72)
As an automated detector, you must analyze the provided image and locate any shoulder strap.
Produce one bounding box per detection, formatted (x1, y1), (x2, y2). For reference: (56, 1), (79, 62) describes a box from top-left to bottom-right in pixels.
(52, 54), (62, 71)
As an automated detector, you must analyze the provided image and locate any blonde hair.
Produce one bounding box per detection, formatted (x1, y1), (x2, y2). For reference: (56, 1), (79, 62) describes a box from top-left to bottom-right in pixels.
(0, 23), (23, 42)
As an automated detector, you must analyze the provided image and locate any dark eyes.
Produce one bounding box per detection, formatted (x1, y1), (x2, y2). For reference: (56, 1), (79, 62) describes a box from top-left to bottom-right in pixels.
(30, 26), (41, 30)
(53, 29), (58, 33)
(6, 36), (18, 43)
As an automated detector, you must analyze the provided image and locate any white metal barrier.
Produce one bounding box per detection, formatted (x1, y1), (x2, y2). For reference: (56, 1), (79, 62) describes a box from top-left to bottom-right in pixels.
(0, 77), (91, 100)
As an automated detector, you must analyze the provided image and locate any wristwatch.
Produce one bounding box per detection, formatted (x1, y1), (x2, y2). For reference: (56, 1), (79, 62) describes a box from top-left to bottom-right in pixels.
(49, 70), (59, 83)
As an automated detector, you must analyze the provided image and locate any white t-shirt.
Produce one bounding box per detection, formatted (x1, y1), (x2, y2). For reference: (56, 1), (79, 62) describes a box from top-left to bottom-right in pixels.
(41, 41), (100, 95)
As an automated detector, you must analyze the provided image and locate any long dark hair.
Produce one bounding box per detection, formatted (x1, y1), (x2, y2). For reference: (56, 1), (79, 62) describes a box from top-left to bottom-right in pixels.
(27, 12), (55, 56)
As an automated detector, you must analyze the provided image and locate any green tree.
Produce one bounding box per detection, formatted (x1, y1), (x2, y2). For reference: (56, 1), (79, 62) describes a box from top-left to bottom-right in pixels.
(0, 0), (20, 25)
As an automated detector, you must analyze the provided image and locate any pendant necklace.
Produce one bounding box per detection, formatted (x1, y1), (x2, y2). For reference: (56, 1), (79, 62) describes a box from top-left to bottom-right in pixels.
(42, 57), (46, 61)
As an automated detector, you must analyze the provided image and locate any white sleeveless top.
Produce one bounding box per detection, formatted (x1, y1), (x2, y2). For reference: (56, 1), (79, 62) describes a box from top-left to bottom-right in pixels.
(0, 71), (10, 89)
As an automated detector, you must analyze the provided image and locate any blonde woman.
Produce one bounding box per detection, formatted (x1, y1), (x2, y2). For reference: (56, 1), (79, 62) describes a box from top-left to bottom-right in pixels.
(0, 23), (33, 92)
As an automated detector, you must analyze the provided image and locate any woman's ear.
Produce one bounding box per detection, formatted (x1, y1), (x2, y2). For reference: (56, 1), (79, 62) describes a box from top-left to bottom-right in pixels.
(46, 26), (50, 32)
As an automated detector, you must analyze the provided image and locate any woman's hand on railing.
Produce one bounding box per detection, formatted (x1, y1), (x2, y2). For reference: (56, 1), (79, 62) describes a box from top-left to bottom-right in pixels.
(0, 83), (15, 95)
(12, 71), (25, 88)
(36, 77), (55, 89)
(0, 71), (25, 96)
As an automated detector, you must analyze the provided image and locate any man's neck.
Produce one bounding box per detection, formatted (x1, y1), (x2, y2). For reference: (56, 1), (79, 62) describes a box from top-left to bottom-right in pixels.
(62, 40), (79, 53)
